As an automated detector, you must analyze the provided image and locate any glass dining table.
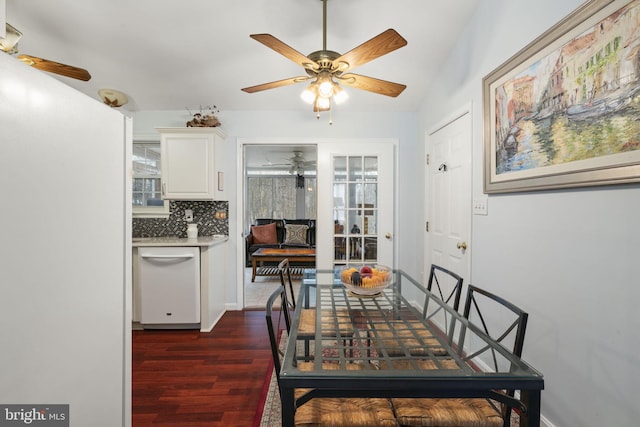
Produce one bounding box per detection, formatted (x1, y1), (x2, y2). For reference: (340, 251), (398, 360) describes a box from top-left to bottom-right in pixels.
(279, 269), (544, 427)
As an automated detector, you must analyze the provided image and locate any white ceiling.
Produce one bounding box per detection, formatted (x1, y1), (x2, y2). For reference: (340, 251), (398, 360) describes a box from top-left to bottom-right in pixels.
(4, 0), (479, 113)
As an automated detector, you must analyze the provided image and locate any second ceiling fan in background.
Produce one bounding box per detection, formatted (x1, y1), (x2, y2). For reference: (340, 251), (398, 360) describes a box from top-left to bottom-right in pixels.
(242, 0), (407, 116)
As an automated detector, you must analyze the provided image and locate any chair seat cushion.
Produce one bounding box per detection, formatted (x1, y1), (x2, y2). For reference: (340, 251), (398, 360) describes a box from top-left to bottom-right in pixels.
(298, 309), (354, 337)
(295, 392), (397, 427)
(368, 322), (447, 357)
(294, 362), (397, 426)
(391, 397), (503, 427)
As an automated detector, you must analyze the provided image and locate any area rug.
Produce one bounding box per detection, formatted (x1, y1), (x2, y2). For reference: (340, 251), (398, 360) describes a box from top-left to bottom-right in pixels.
(253, 331), (286, 427)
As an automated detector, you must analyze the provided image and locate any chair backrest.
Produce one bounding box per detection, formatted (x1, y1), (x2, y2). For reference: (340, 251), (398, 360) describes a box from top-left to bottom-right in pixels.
(265, 285), (291, 384)
(462, 285), (528, 424)
(425, 264), (464, 311)
(462, 284), (528, 360)
(278, 258), (296, 309)
(421, 264), (464, 337)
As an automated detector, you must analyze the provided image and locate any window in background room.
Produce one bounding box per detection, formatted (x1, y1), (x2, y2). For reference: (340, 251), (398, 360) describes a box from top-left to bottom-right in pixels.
(133, 141), (170, 218)
(246, 174), (316, 226)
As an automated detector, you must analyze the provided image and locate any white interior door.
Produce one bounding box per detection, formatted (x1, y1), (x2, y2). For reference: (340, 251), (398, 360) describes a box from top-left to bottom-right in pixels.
(317, 140), (395, 269)
(426, 111), (472, 288)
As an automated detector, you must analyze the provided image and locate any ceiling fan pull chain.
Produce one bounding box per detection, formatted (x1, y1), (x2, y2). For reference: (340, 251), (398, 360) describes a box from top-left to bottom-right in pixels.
(329, 98), (333, 125)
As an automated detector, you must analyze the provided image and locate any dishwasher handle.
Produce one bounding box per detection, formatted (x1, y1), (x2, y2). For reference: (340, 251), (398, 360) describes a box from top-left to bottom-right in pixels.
(140, 253), (196, 259)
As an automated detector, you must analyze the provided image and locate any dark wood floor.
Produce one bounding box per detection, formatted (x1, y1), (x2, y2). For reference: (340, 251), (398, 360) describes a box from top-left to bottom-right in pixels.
(133, 310), (272, 426)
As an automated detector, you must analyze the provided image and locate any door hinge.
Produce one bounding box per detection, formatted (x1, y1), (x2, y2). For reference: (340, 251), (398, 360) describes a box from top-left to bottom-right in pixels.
(425, 221), (429, 232)
(426, 154), (430, 165)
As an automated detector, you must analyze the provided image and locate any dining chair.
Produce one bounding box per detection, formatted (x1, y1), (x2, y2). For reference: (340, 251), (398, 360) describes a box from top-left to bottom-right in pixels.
(278, 258), (354, 360)
(424, 264), (464, 312)
(390, 284), (529, 427)
(265, 285), (398, 427)
(278, 258), (297, 311)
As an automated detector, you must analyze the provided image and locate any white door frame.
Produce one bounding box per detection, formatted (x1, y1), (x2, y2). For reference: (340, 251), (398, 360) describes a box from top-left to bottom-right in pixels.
(424, 102), (473, 288)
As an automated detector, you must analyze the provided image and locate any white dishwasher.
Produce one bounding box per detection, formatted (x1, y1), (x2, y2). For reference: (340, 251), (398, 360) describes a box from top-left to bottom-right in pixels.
(138, 247), (200, 327)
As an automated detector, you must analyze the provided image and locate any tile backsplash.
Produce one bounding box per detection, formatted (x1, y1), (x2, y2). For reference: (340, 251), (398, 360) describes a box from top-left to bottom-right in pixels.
(133, 200), (229, 238)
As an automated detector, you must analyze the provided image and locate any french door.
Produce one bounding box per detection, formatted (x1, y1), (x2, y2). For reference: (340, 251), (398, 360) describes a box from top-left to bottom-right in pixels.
(316, 140), (395, 269)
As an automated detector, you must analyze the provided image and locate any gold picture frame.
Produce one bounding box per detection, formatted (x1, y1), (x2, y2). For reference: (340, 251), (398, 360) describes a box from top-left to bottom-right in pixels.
(483, 0), (640, 193)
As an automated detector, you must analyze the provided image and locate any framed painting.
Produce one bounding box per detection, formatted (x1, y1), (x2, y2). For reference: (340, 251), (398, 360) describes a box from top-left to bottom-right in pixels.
(483, 0), (640, 193)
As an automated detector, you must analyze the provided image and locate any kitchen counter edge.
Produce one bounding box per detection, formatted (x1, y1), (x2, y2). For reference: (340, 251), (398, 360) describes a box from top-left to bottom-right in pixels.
(132, 236), (228, 247)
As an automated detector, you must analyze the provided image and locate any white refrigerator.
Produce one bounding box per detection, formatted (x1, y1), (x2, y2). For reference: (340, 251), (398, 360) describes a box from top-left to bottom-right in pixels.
(0, 53), (131, 426)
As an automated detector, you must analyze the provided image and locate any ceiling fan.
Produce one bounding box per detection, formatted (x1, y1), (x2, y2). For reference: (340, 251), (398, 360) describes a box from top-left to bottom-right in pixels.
(263, 151), (316, 175)
(0, 23), (91, 81)
(241, 0), (407, 113)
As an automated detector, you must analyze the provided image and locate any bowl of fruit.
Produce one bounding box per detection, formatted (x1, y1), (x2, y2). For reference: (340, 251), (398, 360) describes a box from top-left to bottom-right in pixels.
(339, 264), (393, 296)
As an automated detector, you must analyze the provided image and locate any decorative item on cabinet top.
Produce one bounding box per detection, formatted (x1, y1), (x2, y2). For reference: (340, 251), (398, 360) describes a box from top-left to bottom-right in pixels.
(186, 104), (220, 127)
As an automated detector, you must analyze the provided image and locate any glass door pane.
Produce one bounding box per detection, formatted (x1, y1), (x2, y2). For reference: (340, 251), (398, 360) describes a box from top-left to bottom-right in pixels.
(333, 155), (379, 267)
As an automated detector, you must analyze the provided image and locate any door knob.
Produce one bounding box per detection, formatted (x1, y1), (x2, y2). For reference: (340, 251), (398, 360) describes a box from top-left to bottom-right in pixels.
(457, 241), (468, 250)
(385, 233), (392, 240)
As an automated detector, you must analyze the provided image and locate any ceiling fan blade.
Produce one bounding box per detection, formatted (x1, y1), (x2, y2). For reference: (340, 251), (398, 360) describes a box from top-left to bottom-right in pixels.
(332, 29), (407, 73)
(339, 73), (406, 97)
(250, 34), (319, 70)
(242, 76), (310, 93)
(17, 54), (91, 81)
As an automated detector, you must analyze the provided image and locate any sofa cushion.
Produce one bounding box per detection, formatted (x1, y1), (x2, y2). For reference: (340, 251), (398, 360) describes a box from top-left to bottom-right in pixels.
(251, 222), (277, 244)
(284, 224), (309, 245)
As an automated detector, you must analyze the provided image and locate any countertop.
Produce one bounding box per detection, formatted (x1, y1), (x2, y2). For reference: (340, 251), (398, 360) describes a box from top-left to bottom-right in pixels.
(132, 235), (228, 247)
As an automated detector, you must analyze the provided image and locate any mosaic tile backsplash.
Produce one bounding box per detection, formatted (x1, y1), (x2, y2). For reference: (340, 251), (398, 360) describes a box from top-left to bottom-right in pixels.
(132, 200), (229, 238)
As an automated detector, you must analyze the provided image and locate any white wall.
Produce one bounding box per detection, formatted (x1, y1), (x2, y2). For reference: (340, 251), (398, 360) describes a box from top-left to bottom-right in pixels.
(131, 109), (420, 306)
(420, 0), (640, 426)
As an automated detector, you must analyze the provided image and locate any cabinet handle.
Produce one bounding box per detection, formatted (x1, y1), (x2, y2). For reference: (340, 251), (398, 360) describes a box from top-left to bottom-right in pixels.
(140, 254), (195, 259)
(162, 182), (166, 196)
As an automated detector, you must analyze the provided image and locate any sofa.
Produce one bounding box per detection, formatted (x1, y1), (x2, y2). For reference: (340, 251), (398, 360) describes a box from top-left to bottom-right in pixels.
(245, 218), (316, 266)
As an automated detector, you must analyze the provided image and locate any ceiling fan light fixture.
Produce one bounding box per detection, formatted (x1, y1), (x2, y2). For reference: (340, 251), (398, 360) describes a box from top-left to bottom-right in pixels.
(300, 84), (316, 104)
(98, 88), (128, 108)
(333, 84), (348, 104)
(317, 71), (334, 98)
(314, 95), (331, 112)
(0, 24), (22, 53)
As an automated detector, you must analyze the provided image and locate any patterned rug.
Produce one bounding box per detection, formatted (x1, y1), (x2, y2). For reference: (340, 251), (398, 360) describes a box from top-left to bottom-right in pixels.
(255, 333), (522, 426)
(254, 331), (286, 427)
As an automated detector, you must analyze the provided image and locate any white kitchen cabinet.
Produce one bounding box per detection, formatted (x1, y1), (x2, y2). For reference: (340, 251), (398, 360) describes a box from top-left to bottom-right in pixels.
(157, 127), (226, 200)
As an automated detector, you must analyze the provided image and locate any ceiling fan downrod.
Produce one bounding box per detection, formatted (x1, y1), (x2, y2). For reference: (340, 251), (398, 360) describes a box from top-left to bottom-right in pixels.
(322, 0), (327, 51)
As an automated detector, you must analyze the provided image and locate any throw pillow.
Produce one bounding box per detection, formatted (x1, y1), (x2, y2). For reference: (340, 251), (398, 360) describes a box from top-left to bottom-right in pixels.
(251, 222), (277, 244)
(284, 224), (309, 245)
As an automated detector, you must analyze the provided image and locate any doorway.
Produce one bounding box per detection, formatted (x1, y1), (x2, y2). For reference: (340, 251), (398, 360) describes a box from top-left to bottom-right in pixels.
(241, 143), (318, 308)
(425, 107), (472, 289)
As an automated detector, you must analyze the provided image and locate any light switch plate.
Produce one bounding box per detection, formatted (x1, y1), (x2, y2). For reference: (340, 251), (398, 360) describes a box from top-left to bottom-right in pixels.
(473, 196), (488, 215)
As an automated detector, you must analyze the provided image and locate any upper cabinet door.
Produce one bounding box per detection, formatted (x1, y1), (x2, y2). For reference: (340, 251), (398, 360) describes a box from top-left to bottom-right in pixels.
(158, 128), (226, 200)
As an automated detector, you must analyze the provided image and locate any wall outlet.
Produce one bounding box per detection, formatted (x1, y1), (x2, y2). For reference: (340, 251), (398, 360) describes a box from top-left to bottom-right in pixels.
(473, 196), (488, 215)
(184, 209), (194, 222)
